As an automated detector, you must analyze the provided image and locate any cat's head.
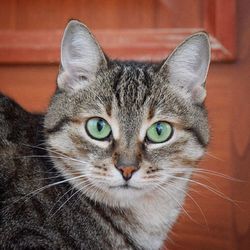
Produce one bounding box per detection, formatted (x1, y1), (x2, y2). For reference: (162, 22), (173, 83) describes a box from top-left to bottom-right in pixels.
(44, 20), (210, 207)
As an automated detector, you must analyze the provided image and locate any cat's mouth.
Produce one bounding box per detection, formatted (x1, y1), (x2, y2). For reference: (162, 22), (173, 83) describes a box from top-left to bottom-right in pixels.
(109, 183), (142, 190)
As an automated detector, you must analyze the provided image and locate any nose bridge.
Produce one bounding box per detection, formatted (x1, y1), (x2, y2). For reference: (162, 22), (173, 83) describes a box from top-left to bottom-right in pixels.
(118, 106), (141, 145)
(114, 108), (143, 167)
(114, 135), (141, 166)
(118, 151), (138, 167)
(115, 145), (138, 166)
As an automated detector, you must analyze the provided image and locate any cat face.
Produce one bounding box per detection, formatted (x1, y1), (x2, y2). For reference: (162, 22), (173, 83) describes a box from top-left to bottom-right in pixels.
(44, 20), (210, 207)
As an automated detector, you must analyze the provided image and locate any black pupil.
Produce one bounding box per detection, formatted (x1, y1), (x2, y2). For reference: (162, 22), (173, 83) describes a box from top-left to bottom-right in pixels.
(97, 119), (105, 132)
(156, 123), (163, 136)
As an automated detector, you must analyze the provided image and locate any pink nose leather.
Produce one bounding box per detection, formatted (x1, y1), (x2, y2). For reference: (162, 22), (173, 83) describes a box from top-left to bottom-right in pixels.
(117, 165), (137, 181)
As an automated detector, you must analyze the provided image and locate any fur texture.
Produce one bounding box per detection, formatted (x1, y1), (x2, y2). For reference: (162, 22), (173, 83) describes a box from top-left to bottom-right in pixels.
(0, 20), (210, 250)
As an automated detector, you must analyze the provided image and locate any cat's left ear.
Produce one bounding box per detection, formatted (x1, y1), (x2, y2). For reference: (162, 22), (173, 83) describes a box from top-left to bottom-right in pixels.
(159, 32), (211, 104)
(57, 20), (107, 92)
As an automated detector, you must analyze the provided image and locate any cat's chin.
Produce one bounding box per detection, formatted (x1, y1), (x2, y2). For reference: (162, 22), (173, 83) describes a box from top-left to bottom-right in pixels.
(107, 190), (145, 207)
(108, 183), (159, 207)
(84, 183), (149, 208)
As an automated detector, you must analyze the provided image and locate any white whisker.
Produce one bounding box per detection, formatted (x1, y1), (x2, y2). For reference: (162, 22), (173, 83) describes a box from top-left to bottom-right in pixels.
(163, 174), (240, 206)
(49, 180), (95, 218)
(21, 143), (87, 165)
(167, 182), (208, 227)
(155, 180), (197, 224)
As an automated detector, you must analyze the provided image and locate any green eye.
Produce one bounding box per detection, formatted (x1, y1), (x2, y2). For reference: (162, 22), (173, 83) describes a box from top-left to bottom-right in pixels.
(146, 121), (173, 143)
(86, 118), (111, 140)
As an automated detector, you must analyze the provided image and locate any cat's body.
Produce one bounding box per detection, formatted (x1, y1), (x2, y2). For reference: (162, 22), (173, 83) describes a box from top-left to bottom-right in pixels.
(0, 20), (211, 249)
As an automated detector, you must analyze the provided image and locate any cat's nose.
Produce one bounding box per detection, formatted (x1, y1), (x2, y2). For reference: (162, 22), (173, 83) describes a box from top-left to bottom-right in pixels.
(115, 165), (138, 181)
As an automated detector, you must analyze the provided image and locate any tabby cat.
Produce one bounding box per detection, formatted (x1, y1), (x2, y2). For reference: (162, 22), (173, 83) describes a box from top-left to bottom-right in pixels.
(0, 20), (210, 249)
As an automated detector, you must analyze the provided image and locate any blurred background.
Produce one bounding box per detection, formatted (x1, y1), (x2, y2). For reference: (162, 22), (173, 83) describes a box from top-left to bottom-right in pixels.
(0, 0), (249, 249)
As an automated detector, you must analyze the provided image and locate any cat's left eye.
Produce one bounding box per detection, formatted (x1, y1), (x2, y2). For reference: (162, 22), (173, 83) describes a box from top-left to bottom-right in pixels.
(86, 118), (112, 140)
(146, 121), (173, 143)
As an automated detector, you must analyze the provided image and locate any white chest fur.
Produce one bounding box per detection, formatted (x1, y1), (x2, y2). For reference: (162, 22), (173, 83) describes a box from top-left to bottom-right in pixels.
(127, 185), (187, 250)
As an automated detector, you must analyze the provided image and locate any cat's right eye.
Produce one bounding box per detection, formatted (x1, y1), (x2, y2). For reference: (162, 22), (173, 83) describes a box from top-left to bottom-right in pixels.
(86, 117), (112, 140)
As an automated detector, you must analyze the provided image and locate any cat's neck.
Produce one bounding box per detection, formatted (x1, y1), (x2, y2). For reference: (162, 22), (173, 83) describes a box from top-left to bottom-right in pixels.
(127, 190), (184, 250)
(97, 185), (187, 250)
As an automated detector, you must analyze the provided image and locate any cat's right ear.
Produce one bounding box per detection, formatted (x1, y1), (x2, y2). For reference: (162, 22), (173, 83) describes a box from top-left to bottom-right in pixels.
(57, 20), (107, 92)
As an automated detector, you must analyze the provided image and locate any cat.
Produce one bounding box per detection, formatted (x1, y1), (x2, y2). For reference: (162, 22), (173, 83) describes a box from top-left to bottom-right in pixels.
(0, 20), (210, 250)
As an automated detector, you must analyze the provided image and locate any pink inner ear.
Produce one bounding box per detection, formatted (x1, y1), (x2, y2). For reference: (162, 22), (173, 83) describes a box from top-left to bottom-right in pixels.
(192, 85), (207, 104)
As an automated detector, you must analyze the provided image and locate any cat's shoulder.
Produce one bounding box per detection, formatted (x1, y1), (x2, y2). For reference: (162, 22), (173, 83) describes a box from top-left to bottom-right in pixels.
(0, 93), (43, 145)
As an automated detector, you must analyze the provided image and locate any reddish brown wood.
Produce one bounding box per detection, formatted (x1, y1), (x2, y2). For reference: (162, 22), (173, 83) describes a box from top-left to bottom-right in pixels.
(0, 0), (202, 30)
(230, 0), (250, 248)
(0, 29), (234, 64)
(0, 65), (57, 112)
(0, 0), (236, 64)
(155, 0), (203, 28)
(203, 0), (236, 60)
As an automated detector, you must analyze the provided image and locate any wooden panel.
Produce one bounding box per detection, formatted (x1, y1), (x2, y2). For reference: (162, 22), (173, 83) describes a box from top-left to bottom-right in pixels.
(0, 29), (231, 63)
(0, 65), (56, 112)
(0, 0), (202, 30)
(230, 0), (250, 247)
(0, 0), (236, 63)
(203, 0), (236, 60)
